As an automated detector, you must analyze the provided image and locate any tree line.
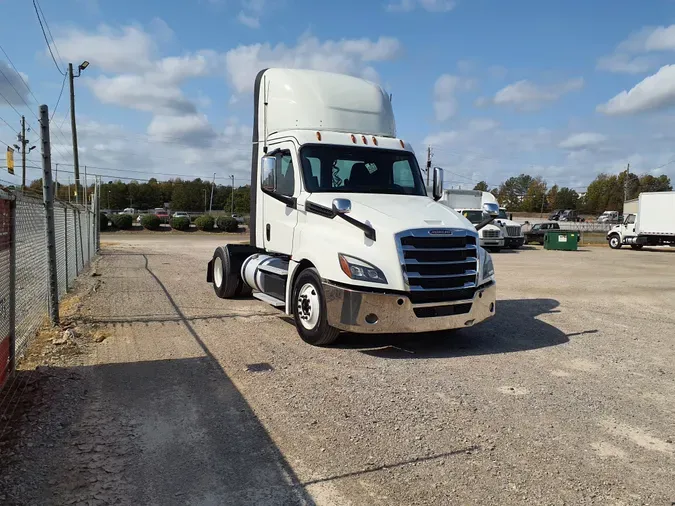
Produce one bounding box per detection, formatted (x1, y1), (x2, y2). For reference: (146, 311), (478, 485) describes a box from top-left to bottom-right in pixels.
(26, 167), (673, 216)
(27, 177), (252, 214)
(472, 171), (671, 214)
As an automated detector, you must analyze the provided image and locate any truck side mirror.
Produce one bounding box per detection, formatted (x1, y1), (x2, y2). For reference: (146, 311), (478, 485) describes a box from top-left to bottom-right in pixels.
(332, 198), (351, 215)
(483, 203), (499, 217)
(432, 167), (443, 201)
(261, 155), (277, 192)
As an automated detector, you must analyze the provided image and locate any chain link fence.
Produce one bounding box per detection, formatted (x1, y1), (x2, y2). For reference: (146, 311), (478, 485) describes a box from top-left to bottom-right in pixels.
(0, 188), (99, 389)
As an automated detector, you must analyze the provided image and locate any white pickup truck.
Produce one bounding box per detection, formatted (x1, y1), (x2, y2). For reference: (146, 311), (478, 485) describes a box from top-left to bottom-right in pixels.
(206, 68), (499, 345)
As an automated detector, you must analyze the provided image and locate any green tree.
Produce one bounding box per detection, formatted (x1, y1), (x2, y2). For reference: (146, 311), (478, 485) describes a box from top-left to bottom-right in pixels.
(555, 187), (579, 209)
(638, 174), (672, 193)
(521, 177), (547, 212)
(495, 174), (534, 211)
(584, 173), (622, 214)
(546, 185), (559, 211)
(473, 181), (489, 191)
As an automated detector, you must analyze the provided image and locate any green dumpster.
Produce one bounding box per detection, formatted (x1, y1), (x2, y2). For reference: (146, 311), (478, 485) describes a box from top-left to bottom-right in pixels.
(544, 230), (579, 251)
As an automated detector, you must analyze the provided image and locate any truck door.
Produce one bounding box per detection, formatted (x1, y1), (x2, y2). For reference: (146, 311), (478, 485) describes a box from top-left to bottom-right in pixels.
(261, 143), (299, 254)
(624, 214), (636, 237)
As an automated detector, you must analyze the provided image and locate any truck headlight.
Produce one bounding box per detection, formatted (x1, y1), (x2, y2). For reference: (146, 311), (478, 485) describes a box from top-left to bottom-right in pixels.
(338, 253), (387, 284)
(479, 248), (495, 284)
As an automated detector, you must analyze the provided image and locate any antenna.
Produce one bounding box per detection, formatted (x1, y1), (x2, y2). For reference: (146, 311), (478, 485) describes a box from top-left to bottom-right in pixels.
(263, 76), (270, 154)
(389, 93), (393, 102)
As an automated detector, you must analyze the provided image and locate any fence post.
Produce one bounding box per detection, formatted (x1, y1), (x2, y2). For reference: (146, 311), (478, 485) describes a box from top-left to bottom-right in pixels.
(39, 104), (59, 326)
(95, 176), (100, 252)
(64, 206), (69, 292)
(73, 207), (79, 276)
(8, 197), (16, 378)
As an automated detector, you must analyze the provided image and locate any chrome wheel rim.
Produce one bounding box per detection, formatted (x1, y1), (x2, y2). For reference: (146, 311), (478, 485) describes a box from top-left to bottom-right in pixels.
(214, 256), (223, 287)
(297, 283), (320, 330)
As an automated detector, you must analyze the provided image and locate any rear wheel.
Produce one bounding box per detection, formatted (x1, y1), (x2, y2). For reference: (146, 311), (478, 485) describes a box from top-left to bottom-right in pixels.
(608, 234), (622, 249)
(212, 247), (239, 298)
(292, 268), (339, 346)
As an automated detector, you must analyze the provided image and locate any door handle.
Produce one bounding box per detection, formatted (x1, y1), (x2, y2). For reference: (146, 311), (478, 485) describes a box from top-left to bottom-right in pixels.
(266, 223), (271, 241)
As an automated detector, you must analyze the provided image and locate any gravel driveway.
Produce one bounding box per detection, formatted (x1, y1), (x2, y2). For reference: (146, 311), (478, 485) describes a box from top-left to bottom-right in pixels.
(1, 236), (673, 505)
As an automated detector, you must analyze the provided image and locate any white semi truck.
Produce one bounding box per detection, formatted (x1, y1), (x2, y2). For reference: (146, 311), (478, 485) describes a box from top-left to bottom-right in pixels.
(607, 191), (675, 250)
(442, 189), (524, 250)
(206, 68), (499, 345)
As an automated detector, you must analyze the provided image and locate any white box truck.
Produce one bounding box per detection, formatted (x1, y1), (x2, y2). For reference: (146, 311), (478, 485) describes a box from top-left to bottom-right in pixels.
(206, 68), (499, 345)
(607, 191), (675, 250)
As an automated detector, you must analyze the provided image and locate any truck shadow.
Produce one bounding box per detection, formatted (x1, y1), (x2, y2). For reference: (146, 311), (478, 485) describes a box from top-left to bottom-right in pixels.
(337, 298), (573, 359)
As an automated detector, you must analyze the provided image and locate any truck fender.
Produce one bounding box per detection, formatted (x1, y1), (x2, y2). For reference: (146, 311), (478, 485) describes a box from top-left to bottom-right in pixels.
(206, 258), (214, 283)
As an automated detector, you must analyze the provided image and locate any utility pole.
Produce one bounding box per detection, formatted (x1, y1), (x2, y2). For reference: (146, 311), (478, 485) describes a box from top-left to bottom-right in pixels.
(230, 175), (235, 215)
(209, 172), (216, 213)
(21, 116), (27, 191)
(39, 104), (59, 325)
(54, 163), (58, 200)
(69, 61), (90, 204)
(624, 163), (630, 202)
(203, 189), (207, 212)
(15, 116), (35, 191)
(426, 146), (432, 186)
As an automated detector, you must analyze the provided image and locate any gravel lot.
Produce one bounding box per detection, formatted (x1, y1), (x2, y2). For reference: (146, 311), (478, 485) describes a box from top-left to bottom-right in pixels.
(1, 236), (674, 505)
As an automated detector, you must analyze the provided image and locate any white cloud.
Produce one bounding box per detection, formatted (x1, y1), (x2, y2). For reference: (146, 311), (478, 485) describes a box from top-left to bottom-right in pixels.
(597, 24), (675, 74)
(488, 77), (584, 111)
(237, 11), (260, 28)
(386, 0), (456, 12)
(225, 35), (401, 94)
(432, 74), (473, 121)
(147, 114), (216, 147)
(53, 24), (157, 73)
(86, 75), (197, 115)
(558, 132), (607, 151)
(597, 64), (675, 115)
(0, 61), (30, 106)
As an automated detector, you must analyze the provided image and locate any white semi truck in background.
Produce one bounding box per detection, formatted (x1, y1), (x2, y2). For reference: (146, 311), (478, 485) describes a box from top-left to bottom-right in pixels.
(206, 68), (499, 345)
(607, 192), (675, 250)
(442, 189), (524, 250)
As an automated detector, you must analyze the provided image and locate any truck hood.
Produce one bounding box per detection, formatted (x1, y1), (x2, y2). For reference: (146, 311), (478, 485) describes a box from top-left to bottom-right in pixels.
(306, 193), (473, 232)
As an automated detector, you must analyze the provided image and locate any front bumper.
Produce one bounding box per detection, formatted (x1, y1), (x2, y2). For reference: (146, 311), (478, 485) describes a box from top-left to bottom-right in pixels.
(323, 281), (496, 334)
(505, 237), (525, 248)
(480, 237), (504, 248)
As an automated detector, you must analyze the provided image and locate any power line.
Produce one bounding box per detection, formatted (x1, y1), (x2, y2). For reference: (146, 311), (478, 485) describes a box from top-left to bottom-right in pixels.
(32, 0), (66, 76)
(0, 114), (19, 135)
(50, 73), (67, 122)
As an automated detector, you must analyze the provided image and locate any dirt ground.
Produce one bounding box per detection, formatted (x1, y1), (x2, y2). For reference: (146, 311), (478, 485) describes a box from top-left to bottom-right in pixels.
(1, 236), (674, 505)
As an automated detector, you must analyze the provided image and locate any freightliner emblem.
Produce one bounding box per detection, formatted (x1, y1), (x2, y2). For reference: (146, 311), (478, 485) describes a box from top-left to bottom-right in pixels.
(428, 229), (453, 235)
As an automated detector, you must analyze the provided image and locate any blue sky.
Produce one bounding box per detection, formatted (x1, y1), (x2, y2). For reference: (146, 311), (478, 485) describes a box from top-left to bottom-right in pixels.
(2, 0), (675, 190)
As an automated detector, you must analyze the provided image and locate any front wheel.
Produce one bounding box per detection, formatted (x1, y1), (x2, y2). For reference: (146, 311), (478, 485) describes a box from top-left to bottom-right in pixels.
(292, 268), (339, 346)
(608, 235), (622, 249)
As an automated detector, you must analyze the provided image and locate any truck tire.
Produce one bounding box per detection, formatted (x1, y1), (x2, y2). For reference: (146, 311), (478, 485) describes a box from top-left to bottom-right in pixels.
(212, 246), (239, 298)
(292, 268), (339, 346)
(630, 244), (643, 250)
(608, 234), (622, 249)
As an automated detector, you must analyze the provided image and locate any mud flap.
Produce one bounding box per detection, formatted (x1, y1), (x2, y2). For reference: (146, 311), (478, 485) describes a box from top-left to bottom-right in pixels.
(206, 258), (214, 283)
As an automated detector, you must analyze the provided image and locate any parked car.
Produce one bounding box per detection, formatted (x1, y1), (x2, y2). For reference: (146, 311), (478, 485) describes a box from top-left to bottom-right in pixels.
(154, 208), (170, 224)
(559, 209), (584, 222)
(548, 209), (563, 221)
(172, 211), (191, 222)
(524, 222), (560, 244)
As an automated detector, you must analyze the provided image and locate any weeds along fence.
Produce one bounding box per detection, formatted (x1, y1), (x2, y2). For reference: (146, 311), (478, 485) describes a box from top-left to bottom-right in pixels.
(0, 188), (99, 390)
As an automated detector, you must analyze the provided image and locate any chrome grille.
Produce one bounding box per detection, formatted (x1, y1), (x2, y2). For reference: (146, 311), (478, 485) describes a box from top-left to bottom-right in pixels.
(397, 229), (478, 305)
(482, 229), (500, 238)
(506, 225), (522, 237)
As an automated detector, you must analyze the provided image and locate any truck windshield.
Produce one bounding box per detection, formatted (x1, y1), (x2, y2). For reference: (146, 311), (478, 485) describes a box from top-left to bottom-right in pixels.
(498, 209), (508, 219)
(460, 210), (485, 224)
(300, 145), (426, 196)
